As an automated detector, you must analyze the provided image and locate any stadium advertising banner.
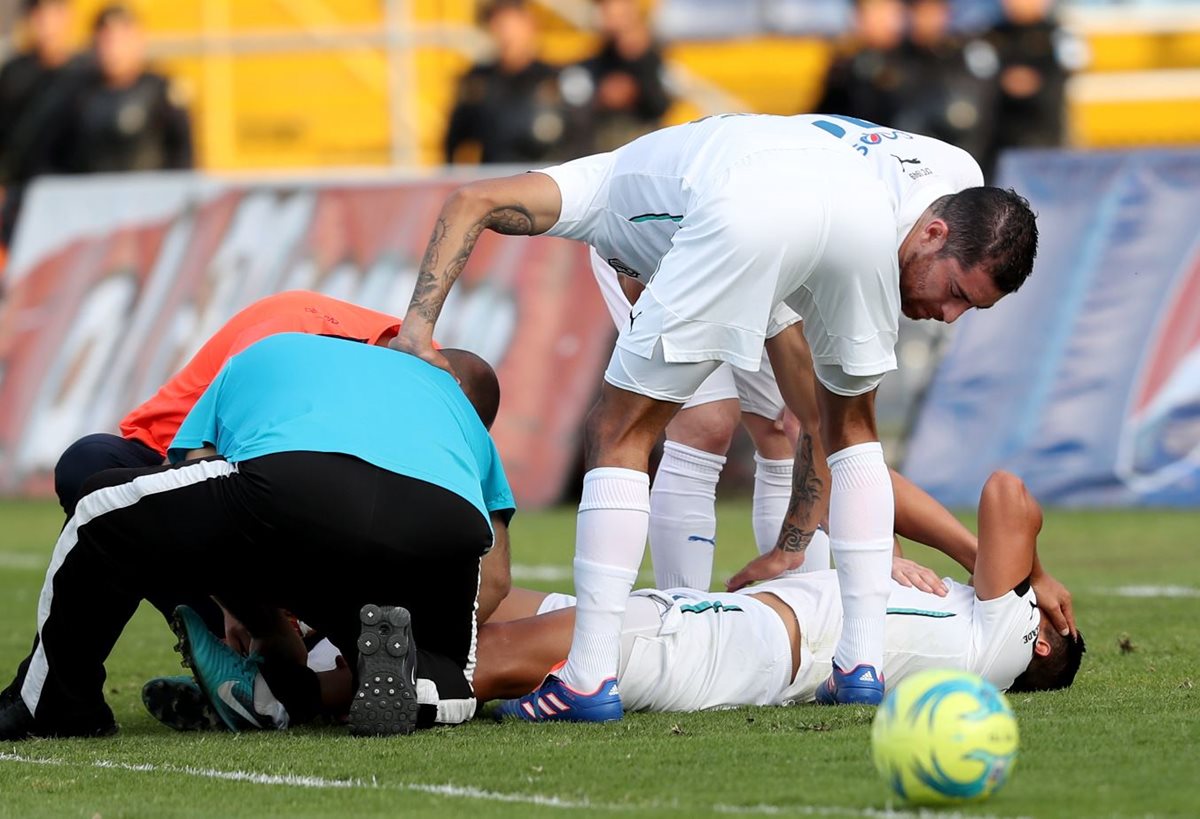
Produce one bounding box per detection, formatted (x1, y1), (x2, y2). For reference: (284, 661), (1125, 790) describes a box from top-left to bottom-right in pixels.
(0, 173), (611, 506)
(906, 149), (1200, 507)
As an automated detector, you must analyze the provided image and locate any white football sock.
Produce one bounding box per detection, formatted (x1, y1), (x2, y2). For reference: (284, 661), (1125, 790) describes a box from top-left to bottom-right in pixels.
(751, 454), (791, 556)
(801, 528), (832, 573)
(828, 442), (894, 673)
(560, 467), (649, 692)
(649, 441), (725, 590)
(753, 454), (830, 572)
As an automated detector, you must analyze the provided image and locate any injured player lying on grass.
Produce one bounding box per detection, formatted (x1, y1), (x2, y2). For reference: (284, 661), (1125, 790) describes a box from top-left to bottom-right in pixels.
(144, 470), (1083, 730)
(477, 470), (1084, 715)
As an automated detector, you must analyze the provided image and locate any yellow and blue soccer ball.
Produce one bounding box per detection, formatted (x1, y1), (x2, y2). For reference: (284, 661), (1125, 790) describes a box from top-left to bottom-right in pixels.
(871, 669), (1019, 806)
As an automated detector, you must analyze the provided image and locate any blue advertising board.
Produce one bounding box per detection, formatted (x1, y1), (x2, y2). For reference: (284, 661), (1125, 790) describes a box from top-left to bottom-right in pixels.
(905, 149), (1200, 506)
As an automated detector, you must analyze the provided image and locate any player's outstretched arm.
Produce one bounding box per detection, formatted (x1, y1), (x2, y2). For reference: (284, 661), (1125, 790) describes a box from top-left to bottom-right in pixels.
(975, 471), (1076, 637)
(892, 471), (978, 573)
(393, 172), (564, 372)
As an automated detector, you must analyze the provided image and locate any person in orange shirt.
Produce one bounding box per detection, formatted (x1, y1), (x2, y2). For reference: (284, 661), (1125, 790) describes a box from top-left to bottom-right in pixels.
(53, 290), (405, 516)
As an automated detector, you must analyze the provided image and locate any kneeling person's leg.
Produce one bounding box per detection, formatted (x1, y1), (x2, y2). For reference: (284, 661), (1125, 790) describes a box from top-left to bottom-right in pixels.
(3, 458), (252, 738)
(55, 433), (163, 517)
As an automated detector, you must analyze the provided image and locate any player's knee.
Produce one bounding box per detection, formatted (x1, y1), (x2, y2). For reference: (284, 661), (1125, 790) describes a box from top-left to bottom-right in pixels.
(742, 411), (798, 458)
(54, 435), (117, 515)
(666, 400), (740, 455)
(583, 391), (673, 468)
(982, 471), (1042, 532)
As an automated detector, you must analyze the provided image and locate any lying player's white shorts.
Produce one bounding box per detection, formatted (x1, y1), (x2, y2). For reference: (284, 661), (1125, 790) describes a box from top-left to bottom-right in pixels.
(590, 249), (789, 418)
(539, 589), (795, 711)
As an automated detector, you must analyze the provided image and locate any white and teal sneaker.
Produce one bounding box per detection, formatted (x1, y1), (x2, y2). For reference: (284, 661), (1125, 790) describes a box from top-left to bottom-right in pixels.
(170, 605), (266, 732)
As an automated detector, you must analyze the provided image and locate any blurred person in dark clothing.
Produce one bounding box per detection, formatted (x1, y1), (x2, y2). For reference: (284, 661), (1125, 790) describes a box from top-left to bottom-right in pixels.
(559, 0), (670, 154)
(45, 4), (192, 175)
(444, 0), (566, 164)
(888, 0), (999, 167)
(985, 0), (1086, 173)
(815, 0), (908, 126)
(0, 0), (88, 245)
(0, 0), (74, 177)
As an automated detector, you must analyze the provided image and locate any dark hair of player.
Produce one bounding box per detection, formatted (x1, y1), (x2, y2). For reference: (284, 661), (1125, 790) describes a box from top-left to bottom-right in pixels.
(930, 187), (1039, 295)
(441, 348), (502, 429)
(1008, 630), (1086, 693)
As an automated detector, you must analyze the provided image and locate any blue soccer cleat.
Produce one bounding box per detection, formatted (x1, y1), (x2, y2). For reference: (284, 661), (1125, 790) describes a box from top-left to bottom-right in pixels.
(815, 663), (885, 706)
(170, 605), (266, 731)
(142, 675), (225, 732)
(495, 674), (623, 723)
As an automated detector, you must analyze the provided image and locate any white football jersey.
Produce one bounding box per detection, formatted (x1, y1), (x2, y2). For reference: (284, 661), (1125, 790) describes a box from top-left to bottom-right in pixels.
(538, 114), (983, 389)
(768, 570), (1039, 701)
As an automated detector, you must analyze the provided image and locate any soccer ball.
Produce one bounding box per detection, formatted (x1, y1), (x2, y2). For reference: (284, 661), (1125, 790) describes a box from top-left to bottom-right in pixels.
(871, 669), (1018, 806)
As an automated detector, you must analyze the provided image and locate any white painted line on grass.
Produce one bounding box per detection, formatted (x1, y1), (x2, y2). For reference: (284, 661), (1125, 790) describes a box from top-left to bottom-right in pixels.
(1102, 585), (1199, 599)
(0, 553), (47, 570)
(0, 752), (1026, 818)
(511, 564), (573, 582)
(510, 565), (656, 584)
(0, 752), (601, 807)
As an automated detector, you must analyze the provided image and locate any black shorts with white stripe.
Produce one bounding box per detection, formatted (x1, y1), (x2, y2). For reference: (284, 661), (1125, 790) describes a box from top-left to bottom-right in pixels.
(4, 451), (492, 736)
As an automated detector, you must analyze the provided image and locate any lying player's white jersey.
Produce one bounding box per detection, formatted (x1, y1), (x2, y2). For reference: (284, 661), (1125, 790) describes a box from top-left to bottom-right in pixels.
(538, 114), (983, 391)
(766, 570), (1039, 702)
(539, 568), (1037, 712)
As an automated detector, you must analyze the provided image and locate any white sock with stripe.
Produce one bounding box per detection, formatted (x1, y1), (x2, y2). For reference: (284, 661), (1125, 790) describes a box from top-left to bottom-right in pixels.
(649, 441), (725, 590)
(559, 468), (649, 693)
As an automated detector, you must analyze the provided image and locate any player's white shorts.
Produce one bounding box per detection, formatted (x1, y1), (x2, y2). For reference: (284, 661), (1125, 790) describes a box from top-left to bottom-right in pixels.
(590, 249), (788, 418)
(539, 588), (797, 711)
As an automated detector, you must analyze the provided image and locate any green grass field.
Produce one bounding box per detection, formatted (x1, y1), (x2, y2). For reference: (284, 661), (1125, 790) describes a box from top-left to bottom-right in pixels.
(1, 497), (1198, 818)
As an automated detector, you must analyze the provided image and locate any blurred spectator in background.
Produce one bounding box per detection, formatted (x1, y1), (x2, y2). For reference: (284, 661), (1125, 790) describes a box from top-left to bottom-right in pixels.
(888, 0), (999, 169)
(0, 0), (88, 247)
(816, 0), (908, 126)
(984, 0), (1086, 174)
(818, 0), (1001, 174)
(444, 0), (566, 164)
(559, 0), (670, 155)
(44, 4), (193, 175)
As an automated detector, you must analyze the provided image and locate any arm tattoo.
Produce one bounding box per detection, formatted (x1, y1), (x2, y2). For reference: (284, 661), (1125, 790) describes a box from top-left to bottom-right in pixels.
(776, 432), (824, 552)
(790, 433), (824, 507)
(408, 204), (535, 323)
(777, 523), (812, 553)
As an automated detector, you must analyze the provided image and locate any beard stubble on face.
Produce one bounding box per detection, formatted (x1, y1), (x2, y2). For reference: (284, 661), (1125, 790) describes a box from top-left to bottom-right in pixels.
(899, 253), (932, 320)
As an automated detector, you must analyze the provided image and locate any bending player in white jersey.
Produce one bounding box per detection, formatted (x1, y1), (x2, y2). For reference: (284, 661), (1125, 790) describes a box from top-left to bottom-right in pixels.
(476, 472), (1085, 712)
(393, 112), (1044, 717)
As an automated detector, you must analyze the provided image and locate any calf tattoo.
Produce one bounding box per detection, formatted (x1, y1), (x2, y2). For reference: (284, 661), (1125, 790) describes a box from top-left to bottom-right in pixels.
(409, 204), (535, 323)
(776, 433), (823, 553)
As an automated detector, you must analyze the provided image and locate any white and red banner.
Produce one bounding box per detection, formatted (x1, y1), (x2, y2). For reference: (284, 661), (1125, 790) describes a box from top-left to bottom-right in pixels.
(0, 173), (612, 506)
